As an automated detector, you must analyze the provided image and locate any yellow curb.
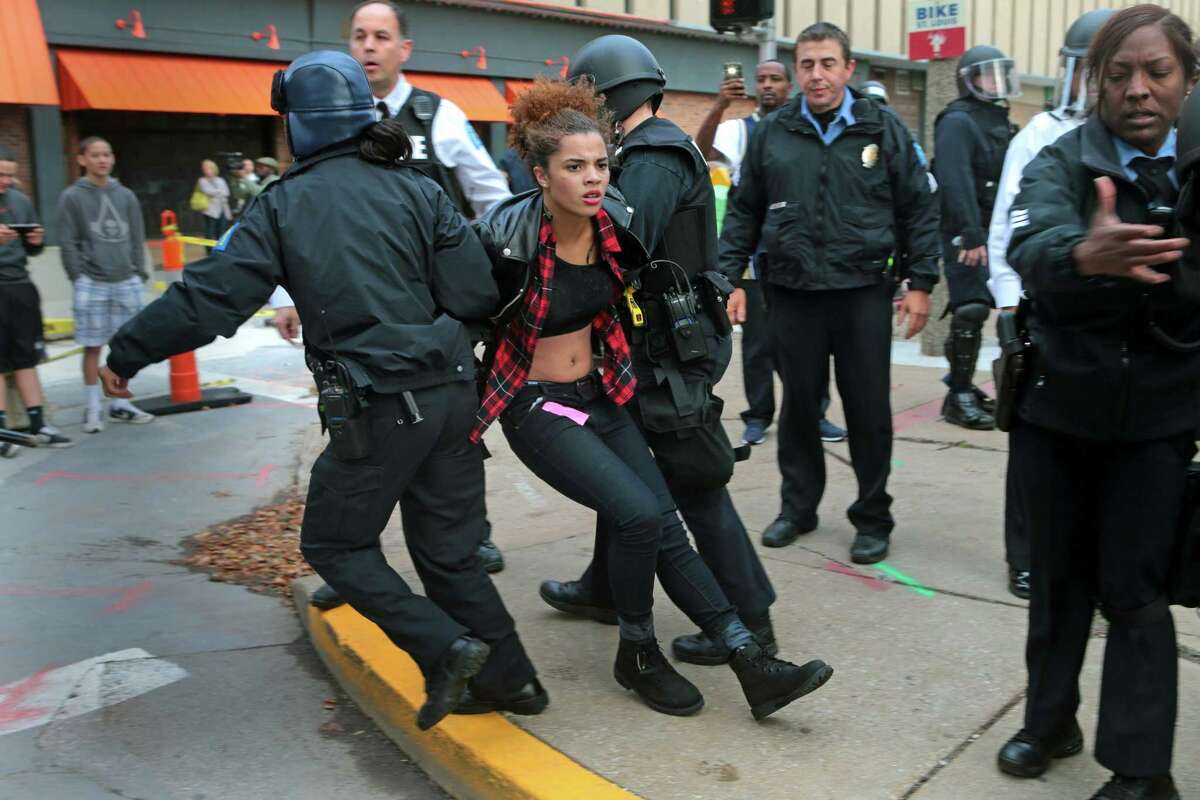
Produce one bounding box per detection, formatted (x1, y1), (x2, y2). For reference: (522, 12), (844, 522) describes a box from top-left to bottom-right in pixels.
(294, 583), (639, 800)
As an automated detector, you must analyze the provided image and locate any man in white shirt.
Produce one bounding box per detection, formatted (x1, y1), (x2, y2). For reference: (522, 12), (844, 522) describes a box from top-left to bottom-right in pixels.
(985, 7), (1115, 600)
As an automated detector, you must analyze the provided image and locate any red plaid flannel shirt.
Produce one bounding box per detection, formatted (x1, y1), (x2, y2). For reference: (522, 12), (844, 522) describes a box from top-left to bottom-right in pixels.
(471, 208), (636, 442)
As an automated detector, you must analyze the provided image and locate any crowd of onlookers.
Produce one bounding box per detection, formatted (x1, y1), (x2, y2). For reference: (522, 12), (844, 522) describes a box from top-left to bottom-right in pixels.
(0, 140), (282, 456)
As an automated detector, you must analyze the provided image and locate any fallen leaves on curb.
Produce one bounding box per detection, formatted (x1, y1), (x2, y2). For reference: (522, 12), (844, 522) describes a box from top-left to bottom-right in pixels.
(175, 493), (313, 597)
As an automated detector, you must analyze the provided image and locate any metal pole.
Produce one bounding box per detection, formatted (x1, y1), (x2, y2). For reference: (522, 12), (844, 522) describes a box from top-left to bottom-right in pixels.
(758, 16), (777, 62)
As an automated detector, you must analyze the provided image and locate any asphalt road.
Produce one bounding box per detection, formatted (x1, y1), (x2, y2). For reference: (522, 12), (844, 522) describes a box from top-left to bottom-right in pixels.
(0, 326), (445, 800)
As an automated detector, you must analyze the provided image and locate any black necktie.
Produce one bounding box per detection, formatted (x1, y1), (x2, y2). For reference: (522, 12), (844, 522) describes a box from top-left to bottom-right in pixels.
(376, 101), (390, 120)
(1130, 155), (1177, 206)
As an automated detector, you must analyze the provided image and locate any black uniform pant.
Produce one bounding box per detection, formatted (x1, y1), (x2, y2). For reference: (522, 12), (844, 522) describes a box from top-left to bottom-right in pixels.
(576, 330), (777, 624)
(941, 236), (994, 311)
(739, 278), (831, 426)
(300, 382), (535, 695)
(770, 283), (894, 536)
(1013, 421), (1190, 776)
(502, 380), (738, 635)
(1003, 451), (1029, 571)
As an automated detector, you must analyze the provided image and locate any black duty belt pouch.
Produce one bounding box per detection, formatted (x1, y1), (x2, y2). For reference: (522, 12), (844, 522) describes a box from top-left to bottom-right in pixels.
(697, 271), (734, 337)
(311, 356), (372, 460)
(633, 380), (734, 495)
(992, 309), (1033, 433)
(1171, 462), (1200, 607)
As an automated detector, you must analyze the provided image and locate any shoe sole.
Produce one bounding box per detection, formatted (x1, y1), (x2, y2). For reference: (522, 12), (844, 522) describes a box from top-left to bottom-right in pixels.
(483, 560), (504, 575)
(539, 586), (618, 625)
(614, 670), (705, 717)
(742, 435), (767, 445)
(820, 435), (848, 443)
(109, 416), (154, 425)
(310, 596), (348, 610)
(454, 691), (550, 716)
(750, 662), (834, 721)
(850, 549), (888, 565)
(418, 642), (492, 730)
(996, 737), (1083, 778)
(83, 426), (104, 434)
(674, 639), (780, 666)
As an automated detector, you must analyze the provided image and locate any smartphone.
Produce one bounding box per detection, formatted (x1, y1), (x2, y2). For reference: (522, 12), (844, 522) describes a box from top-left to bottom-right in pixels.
(5, 223), (41, 232)
(723, 62), (743, 82)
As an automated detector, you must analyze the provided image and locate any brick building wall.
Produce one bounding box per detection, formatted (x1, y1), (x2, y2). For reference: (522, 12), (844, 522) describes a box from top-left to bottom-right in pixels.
(0, 106), (37, 205)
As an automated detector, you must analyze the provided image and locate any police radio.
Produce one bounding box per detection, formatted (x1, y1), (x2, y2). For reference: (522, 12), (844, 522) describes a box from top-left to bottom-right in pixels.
(652, 260), (708, 363)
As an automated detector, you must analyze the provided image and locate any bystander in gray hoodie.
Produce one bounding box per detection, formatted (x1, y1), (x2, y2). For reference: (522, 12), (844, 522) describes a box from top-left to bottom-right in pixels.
(0, 187), (44, 284)
(56, 177), (146, 283)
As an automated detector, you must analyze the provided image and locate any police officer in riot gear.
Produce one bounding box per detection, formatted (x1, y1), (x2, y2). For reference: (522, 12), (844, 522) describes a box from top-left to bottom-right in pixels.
(539, 34), (783, 666)
(934, 44), (1020, 430)
(98, 51), (541, 730)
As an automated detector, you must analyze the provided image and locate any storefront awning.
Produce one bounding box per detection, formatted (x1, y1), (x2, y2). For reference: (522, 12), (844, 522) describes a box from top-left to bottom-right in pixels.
(0, 0), (60, 105)
(504, 80), (532, 105)
(408, 72), (510, 123)
(57, 50), (284, 115)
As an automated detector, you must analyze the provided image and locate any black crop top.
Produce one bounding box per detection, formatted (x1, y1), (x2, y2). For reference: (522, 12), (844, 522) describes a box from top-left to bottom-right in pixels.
(541, 256), (617, 336)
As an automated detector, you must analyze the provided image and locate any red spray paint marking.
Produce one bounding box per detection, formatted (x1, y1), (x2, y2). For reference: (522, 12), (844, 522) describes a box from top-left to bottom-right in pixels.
(0, 580), (156, 614)
(892, 382), (995, 434)
(824, 560), (891, 592)
(0, 664), (56, 724)
(35, 464), (276, 488)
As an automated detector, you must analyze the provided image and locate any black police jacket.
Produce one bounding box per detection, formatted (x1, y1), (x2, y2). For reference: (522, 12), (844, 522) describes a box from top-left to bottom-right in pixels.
(1008, 114), (1200, 441)
(471, 185), (647, 324)
(934, 96), (1015, 249)
(614, 117), (717, 291)
(718, 88), (941, 293)
(106, 145), (499, 393)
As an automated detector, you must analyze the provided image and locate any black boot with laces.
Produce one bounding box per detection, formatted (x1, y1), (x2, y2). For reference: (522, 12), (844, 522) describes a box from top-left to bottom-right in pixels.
(730, 642), (834, 720)
(613, 638), (704, 716)
(1091, 774), (1179, 800)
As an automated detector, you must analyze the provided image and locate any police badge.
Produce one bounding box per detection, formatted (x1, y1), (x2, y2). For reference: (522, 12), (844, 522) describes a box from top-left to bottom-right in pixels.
(861, 143), (879, 168)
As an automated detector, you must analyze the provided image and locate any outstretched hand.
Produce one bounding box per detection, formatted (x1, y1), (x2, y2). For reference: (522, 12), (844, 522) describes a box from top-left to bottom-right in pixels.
(1072, 177), (1188, 285)
(99, 366), (132, 398)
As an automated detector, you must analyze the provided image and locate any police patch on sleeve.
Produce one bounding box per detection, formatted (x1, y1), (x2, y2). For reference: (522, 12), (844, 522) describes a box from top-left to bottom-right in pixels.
(1010, 208), (1030, 230)
(213, 222), (239, 252)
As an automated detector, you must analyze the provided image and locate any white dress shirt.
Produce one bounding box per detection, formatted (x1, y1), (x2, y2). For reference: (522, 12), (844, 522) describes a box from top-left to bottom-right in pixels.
(987, 111), (1083, 308)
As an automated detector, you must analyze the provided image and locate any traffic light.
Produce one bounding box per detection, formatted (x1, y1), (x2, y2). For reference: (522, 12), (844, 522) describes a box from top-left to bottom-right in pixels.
(710, 0), (774, 33)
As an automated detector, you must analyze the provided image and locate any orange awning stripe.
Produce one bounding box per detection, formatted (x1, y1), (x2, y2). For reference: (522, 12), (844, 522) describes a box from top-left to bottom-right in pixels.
(505, 80), (533, 105)
(408, 72), (510, 123)
(0, 0), (60, 106)
(58, 49), (284, 115)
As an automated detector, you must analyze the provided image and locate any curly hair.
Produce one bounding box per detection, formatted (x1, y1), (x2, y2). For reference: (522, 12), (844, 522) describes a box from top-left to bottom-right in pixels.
(508, 76), (612, 171)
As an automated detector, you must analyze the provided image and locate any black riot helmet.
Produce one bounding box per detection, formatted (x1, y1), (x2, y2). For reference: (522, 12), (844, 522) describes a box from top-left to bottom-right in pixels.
(1052, 8), (1117, 116)
(568, 35), (667, 123)
(270, 50), (376, 160)
(956, 44), (1021, 101)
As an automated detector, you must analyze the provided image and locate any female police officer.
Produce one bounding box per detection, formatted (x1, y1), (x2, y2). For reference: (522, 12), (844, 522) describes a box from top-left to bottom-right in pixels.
(98, 51), (540, 731)
(1000, 8), (1197, 798)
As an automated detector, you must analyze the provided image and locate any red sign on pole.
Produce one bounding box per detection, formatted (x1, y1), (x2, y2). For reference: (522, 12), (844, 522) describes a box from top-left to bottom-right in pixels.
(908, 26), (966, 61)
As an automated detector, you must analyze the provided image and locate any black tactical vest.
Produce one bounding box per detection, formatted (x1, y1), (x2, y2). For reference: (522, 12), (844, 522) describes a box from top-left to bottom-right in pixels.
(394, 88), (473, 217)
(614, 117), (717, 293)
(937, 97), (1017, 220)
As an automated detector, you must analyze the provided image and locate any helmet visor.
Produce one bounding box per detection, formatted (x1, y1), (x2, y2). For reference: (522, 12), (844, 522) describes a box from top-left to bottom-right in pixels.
(1052, 54), (1091, 116)
(960, 58), (1022, 101)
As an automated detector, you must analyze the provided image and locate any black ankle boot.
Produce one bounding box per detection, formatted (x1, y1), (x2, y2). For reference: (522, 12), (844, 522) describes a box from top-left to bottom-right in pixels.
(942, 390), (996, 430)
(309, 583), (346, 610)
(1091, 774), (1178, 800)
(943, 317), (996, 430)
(613, 638), (704, 716)
(730, 642), (833, 720)
(671, 617), (779, 666)
(416, 636), (491, 730)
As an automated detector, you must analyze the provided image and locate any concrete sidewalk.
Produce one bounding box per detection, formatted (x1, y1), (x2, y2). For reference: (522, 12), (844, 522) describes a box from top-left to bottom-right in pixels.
(296, 333), (1200, 800)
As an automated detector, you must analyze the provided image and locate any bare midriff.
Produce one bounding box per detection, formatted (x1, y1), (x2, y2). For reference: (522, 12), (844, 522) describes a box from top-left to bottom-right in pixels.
(528, 326), (594, 383)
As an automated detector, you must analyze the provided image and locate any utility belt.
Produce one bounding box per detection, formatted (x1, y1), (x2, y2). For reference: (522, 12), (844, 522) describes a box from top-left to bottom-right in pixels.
(308, 352), (426, 460)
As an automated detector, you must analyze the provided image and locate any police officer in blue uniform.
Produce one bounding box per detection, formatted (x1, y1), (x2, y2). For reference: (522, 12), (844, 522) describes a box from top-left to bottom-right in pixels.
(99, 51), (542, 730)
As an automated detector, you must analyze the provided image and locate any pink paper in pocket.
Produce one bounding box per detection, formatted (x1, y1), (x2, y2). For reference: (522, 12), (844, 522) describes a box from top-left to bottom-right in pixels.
(541, 401), (590, 426)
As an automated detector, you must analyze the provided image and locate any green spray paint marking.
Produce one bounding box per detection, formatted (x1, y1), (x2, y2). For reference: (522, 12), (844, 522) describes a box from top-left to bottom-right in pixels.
(891, 459), (905, 468)
(874, 563), (936, 598)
